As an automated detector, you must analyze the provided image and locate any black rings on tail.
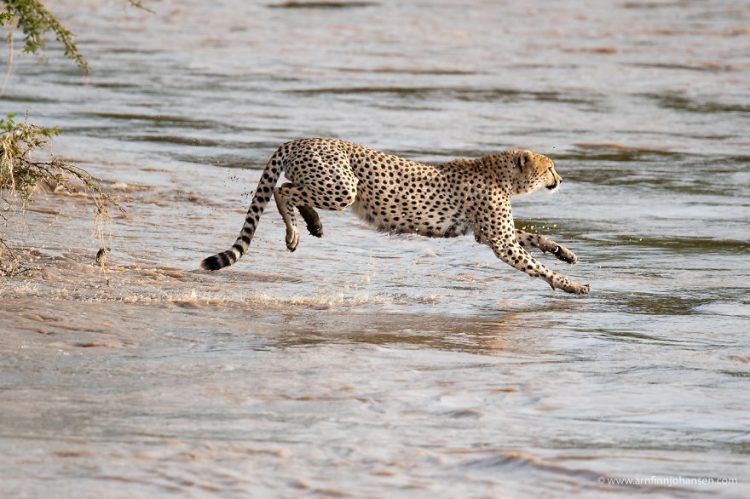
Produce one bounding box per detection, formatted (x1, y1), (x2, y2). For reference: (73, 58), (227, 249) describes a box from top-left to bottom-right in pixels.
(200, 146), (286, 271)
(200, 249), (239, 271)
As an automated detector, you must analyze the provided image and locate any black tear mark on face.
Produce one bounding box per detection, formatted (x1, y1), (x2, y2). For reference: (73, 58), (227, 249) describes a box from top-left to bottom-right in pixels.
(546, 168), (560, 190)
(515, 152), (528, 173)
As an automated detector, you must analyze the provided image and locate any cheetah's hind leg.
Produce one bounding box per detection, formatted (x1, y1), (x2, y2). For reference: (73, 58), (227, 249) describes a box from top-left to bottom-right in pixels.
(274, 182), (301, 252)
(273, 157), (358, 251)
(298, 206), (323, 238)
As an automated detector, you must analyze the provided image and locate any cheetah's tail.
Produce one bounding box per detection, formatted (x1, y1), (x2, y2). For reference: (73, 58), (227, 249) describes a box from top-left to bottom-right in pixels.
(200, 146), (286, 271)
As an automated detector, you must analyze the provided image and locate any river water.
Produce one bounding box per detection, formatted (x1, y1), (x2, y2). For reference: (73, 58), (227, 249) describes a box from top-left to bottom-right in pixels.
(1, 0), (749, 497)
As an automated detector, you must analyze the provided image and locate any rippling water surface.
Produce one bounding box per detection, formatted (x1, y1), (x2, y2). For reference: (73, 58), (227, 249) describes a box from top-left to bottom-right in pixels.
(1, 0), (749, 497)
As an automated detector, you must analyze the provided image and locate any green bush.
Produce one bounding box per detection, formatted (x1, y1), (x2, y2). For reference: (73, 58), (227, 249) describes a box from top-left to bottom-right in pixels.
(0, 1), (143, 273)
(0, 114), (121, 274)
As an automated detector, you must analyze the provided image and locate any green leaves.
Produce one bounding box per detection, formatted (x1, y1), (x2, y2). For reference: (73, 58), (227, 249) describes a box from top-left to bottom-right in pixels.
(2, 1), (151, 75)
(2, 0), (90, 73)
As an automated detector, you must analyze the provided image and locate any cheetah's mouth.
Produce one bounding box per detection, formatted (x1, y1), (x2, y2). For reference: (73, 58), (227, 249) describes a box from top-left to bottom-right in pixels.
(546, 181), (560, 191)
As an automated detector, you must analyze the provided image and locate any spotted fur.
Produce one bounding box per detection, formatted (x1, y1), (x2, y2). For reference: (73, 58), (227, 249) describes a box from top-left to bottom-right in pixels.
(201, 138), (589, 294)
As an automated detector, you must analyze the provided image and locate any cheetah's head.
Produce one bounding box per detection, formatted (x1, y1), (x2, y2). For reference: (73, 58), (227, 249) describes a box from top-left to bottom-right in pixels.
(511, 150), (562, 196)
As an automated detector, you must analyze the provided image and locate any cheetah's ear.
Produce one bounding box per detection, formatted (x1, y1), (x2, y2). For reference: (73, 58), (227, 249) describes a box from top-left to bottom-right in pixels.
(515, 152), (530, 172)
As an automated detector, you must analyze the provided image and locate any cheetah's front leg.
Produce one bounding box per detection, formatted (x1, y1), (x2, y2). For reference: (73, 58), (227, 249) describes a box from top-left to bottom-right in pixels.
(515, 229), (578, 264)
(491, 235), (588, 294)
(476, 217), (589, 294)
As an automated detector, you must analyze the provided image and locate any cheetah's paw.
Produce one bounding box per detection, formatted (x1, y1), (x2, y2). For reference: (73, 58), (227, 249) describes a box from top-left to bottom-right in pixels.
(552, 245), (578, 264)
(286, 228), (300, 252)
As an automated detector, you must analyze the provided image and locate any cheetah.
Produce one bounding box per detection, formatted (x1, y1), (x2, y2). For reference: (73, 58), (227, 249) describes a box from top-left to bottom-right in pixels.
(201, 138), (590, 294)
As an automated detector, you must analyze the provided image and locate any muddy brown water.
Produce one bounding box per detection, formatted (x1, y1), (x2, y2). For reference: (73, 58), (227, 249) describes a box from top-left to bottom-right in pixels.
(1, 0), (749, 497)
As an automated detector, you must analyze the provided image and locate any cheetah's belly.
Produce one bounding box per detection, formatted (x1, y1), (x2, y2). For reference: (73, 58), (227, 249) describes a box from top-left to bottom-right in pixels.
(351, 184), (472, 238)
